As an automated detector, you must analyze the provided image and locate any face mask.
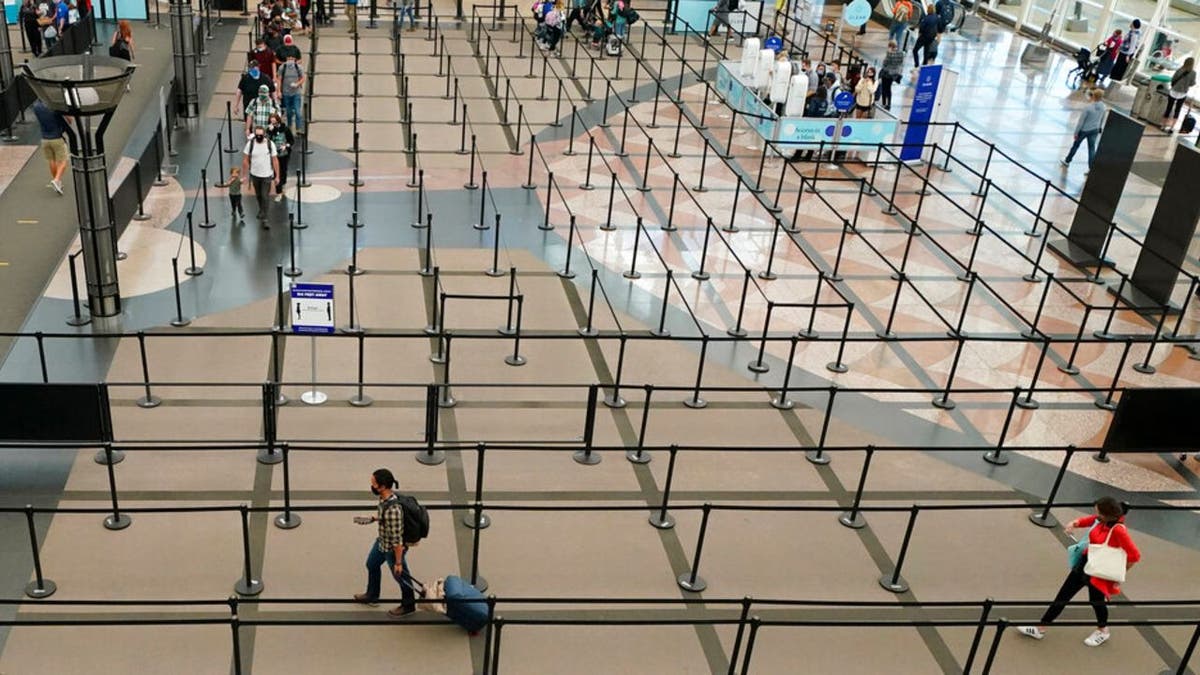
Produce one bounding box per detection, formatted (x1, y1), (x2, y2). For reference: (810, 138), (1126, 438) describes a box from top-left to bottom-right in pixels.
(259, 94), (269, 101)
(249, 68), (260, 78)
(255, 134), (265, 142)
(370, 485), (380, 496)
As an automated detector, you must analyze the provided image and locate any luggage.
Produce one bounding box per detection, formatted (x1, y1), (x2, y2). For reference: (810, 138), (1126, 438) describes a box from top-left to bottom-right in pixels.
(442, 575), (489, 633)
(1181, 114), (1196, 133)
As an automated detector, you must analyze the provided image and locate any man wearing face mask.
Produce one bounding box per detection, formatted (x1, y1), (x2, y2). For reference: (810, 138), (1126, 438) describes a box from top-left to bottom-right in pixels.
(353, 468), (417, 618)
(245, 85), (281, 136)
(237, 60), (276, 120)
(241, 126), (280, 225)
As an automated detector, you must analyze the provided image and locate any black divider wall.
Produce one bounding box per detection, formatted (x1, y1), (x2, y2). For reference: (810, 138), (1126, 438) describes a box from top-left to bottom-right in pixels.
(1102, 387), (1200, 451)
(1127, 144), (1200, 307)
(0, 383), (112, 442)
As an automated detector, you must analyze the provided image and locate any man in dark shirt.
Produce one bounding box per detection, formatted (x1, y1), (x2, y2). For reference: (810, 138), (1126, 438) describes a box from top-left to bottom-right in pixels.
(274, 33), (302, 64)
(33, 100), (71, 194)
(237, 59), (276, 117)
(250, 37), (276, 80)
(912, 6), (940, 69)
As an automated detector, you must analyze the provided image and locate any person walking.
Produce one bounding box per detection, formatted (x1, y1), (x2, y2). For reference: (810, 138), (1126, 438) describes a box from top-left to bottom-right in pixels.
(858, 0), (879, 35)
(709, 0), (731, 37)
(20, 0), (43, 56)
(879, 40), (904, 108)
(888, 0), (911, 46)
(912, 5), (939, 69)
(1017, 497), (1141, 647)
(238, 61), (276, 120)
(32, 100), (70, 195)
(276, 52), (306, 132)
(1062, 88), (1106, 169)
(395, 0), (416, 31)
(353, 468), (418, 618)
(228, 167), (245, 224)
(345, 0), (358, 33)
(1161, 57), (1195, 132)
(266, 114), (294, 202)
(108, 19), (134, 60)
(244, 84), (281, 136)
(241, 125), (280, 225)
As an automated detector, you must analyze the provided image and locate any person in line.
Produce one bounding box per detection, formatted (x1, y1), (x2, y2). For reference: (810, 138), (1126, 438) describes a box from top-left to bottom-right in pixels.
(1161, 57), (1195, 132)
(266, 113), (294, 202)
(912, 4), (939, 69)
(241, 125), (280, 225)
(563, 0), (586, 34)
(32, 100), (70, 195)
(20, 0), (44, 56)
(238, 60), (276, 120)
(228, 167), (245, 224)
(274, 33), (302, 64)
(1062, 88), (1106, 170)
(39, 1), (58, 52)
(53, 0), (68, 40)
(1017, 496), (1141, 647)
(345, 0), (358, 33)
(1111, 19), (1140, 81)
(879, 40), (904, 108)
(245, 84), (280, 136)
(710, 0), (731, 37)
(276, 51), (306, 133)
(354, 468), (418, 618)
(888, 0), (912, 46)
(109, 19), (134, 60)
(855, 67), (876, 118)
(394, 0), (416, 31)
(250, 37), (277, 81)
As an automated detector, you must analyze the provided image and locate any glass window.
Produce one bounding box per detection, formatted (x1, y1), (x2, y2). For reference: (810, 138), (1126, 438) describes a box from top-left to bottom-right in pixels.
(992, 0), (1026, 23)
(1058, 0), (1104, 48)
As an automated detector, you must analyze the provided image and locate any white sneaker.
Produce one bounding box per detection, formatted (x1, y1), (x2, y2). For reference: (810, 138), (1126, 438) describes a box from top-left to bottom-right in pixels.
(1084, 630), (1110, 647)
(1017, 626), (1045, 640)
(51, 180), (63, 195)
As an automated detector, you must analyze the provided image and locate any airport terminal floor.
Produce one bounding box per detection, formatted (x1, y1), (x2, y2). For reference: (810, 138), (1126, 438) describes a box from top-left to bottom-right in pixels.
(0, 0), (1199, 672)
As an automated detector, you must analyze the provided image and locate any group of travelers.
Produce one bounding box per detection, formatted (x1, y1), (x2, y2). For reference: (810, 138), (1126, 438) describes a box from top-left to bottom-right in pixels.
(233, 8), (308, 225)
(529, 0), (638, 55)
(18, 0), (87, 56)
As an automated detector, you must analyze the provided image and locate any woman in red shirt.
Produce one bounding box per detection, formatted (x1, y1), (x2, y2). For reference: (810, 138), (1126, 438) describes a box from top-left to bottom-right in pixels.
(1018, 497), (1141, 647)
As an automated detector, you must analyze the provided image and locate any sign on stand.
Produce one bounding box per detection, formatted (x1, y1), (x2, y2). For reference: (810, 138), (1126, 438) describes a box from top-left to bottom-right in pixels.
(290, 283), (335, 405)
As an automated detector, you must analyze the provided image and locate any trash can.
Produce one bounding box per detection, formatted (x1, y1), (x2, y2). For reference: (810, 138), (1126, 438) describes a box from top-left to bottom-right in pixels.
(1132, 73), (1171, 122)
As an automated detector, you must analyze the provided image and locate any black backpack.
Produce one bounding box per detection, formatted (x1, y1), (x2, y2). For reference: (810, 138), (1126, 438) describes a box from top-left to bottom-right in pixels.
(395, 493), (430, 544)
(728, 0), (739, 10)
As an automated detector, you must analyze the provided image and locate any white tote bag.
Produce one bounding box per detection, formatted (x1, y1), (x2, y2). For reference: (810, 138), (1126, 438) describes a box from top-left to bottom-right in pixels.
(1083, 525), (1127, 583)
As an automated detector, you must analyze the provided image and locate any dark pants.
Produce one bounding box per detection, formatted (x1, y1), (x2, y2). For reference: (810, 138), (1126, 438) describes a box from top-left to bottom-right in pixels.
(1040, 565), (1109, 627)
(879, 74), (894, 108)
(24, 23), (43, 56)
(913, 37), (934, 68)
(230, 194), (244, 217)
(1065, 128), (1099, 167)
(276, 155), (291, 192)
(364, 541), (416, 610)
(250, 174), (272, 217)
(1165, 96), (1186, 120)
(564, 7), (584, 32)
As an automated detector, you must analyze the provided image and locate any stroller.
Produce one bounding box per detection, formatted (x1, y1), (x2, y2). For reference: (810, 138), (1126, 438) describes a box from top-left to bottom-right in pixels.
(1066, 45), (1100, 89)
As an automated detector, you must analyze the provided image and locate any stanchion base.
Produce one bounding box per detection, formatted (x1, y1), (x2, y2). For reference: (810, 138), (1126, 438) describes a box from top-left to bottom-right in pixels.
(411, 220), (428, 229)
(603, 395), (626, 408)
(430, 352), (447, 364)
(878, 573), (910, 594)
(1015, 397), (1040, 410)
(1057, 364), (1080, 375)
(692, 185), (708, 192)
(1019, 328), (1040, 340)
(300, 390), (328, 405)
(839, 511), (867, 529)
(677, 573), (707, 593)
(104, 513), (133, 531)
(276, 393), (289, 407)
(1093, 330), (1118, 341)
(347, 219), (365, 229)
(598, 224), (616, 232)
(931, 396), (956, 410)
(573, 449), (602, 465)
(648, 513), (676, 529)
(826, 273), (843, 282)
(198, 221), (216, 229)
(1095, 399), (1118, 411)
(504, 354), (527, 367)
(1132, 363), (1157, 375)
(682, 396), (707, 409)
(805, 450), (831, 465)
(257, 448), (285, 465)
(982, 451), (1009, 466)
(497, 325), (517, 336)
(484, 268), (504, 277)
(625, 449), (651, 464)
(464, 182), (478, 190)
(1028, 512), (1059, 529)
(437, 395), (457, 409)
(66, 313), (92, 327)
(747, 360), (770, 373)
(234, 578), (265, 596)
(521, 181), (537, 189)
(636, 185), (651, 193)
(341, 324), (365, 335)
(649, 328), (671, 338)
(797, 329), (818, 340)
(274, 512), (303, 529)
(418, 267), (434, 278)
(770, 397), (794, 410)
(623, 271), (642, 280)
(462, 513), (491, 530)
(283, 267), (302, 278)
(726, 328), (748, 338)
(661, 225), (678, 232)
(170, 316), (193, 327)
(185, 267), (205, 276)
(349, 394), (374, 407)
(1022, 273), (1041, 283)
(691, 271), (710, 281)
(579, 183), (595, 191)
(826, 362), (849, 374)
(757, 271), (777, 281)
(94, 448), (126, 465)
(557, 269), (576, 279)
(472, 223), (490, 231)
(133, 212), (152, 222)
(416, 449), (446, 466)
(1092, 452), (1111, 463)
(24, 580), (57, 599)
(538, 224), (555, 231)
(137, 395), (162, 409)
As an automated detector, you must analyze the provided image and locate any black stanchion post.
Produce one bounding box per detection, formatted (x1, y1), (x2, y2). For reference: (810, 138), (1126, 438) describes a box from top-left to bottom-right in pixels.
(982, 388), (1020, 466)
(65, 251), (90, 326)
(463, 443), (491, 528)
(473, 171), (490, 230)
(692, 218), (713, 280)
(961, 599), (995, 675)
(579, 268), (599, 336)
(573, 384), (601, 465)
(728, 269), (751, 337)
(627, 384), (654, 464)
(541, 173), (556, 230)
(879, 505), (919, 592)
(468, 502), (489, 592)
(604, 333), (628, 408)
(233, 504), (265, 595)
(805, 385), (838, 465)
(648, 444), (678, 529)
(747, 302), (774, 373)
(170, 258), (192, 327)
(465, 135), (478, 188)
(274, 444), (302, 528)
(135, 331), (162, 408)
(23, 506), (57, 598)
(1059, 306), (1092, 376)
(683, 335), (709, 409)
(724, 178), (741, 233)
(740, 617), (762, 674)
(486, 213), (503, 276)
(758, 217), (779, 280)
(932, 337), (966, 410)
(981, 619), (1009, 674)
(284, 212), (301, 277)
(725, 597), (754, 675)
(663, 172), (680, 231)
(677, 503), (712, 592)
(1096, 339), (1132, 410)
(1133, 308), (1169, 375)
(838, 445), (873, 529)
(624, 217), (643, 279)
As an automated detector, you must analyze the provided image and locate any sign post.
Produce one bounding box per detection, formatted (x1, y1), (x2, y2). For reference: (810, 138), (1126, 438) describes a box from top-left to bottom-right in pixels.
(290, 283), (335, 405)
(828, 90), (856, 167)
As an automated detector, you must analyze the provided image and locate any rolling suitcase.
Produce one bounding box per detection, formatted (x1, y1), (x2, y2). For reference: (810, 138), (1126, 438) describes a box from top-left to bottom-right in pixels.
(441, 575), (489, 633)
(1181, 114), (1196, 134)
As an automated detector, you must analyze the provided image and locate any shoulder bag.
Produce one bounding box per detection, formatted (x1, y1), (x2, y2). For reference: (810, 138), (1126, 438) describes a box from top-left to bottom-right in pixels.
(1083, 524), (1127, 583)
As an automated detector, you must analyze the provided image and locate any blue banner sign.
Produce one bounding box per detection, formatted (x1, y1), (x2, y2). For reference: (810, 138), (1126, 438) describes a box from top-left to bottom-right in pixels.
(900, 64), (942, 161)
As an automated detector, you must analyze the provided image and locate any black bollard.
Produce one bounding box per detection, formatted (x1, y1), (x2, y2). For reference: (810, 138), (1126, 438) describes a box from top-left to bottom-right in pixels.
(462, 443), (491, 528)
(677, 503), (712, 592)
(1029, 446), (1074, 528)
(878, 505), (919, 593)
(170, 258), (192, 327)
(648, 444), (679, 529)
(233, 505), (265, 595)
(838, 446), (874, 529)
(23, 506), (57, 598)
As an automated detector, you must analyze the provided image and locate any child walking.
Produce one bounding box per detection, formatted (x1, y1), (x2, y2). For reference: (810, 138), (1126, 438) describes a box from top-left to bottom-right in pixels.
(229, 167), (245, 223)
